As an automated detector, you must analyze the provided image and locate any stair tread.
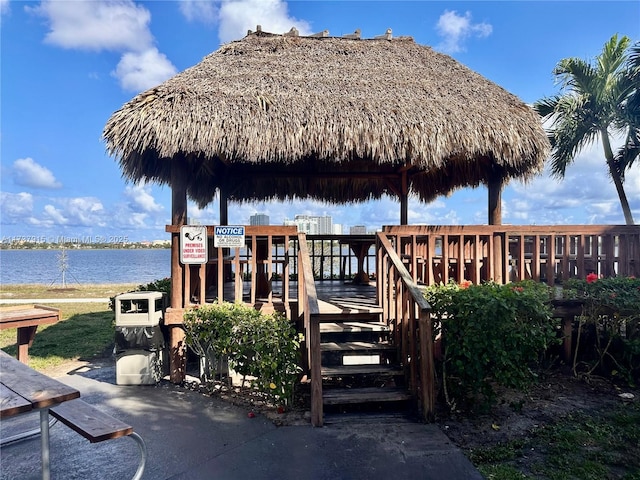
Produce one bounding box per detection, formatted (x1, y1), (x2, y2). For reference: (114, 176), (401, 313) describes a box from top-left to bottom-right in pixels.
(317, 298), (383, 315)
(319, 322), (390, 333)
(323, 387), (412, 405)
(321, 341), (394, 352)
(321, 364), (403, 376)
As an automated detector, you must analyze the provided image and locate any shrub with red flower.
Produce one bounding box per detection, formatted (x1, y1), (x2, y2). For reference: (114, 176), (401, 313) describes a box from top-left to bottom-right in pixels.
(586, 272), (599, 283)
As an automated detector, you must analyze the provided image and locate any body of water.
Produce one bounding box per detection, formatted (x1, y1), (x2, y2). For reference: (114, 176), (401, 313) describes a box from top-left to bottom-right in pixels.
(0, 249), (171, 285)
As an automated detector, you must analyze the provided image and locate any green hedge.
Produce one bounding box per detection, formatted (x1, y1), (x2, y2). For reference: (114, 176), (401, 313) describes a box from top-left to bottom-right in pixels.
(183, 303), (301, 408)
(425, 280), (560, 412)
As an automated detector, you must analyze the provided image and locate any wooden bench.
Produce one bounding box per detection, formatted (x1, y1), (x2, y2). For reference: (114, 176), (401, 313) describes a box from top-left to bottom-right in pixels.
(49, 398), (147, 480)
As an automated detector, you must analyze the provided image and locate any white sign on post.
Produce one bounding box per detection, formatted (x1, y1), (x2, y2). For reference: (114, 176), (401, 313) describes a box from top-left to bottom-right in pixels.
(180, 225), (208, 264)
(214, 225), (245, 248)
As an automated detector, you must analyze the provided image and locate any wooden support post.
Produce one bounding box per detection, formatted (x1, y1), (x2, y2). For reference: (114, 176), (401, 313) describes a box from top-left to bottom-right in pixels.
(309, 313), (322, 427)
(400, 170), (409, 225)
(488, 172), (502, 226)
(219, 187), (229, 226)
(170, 160), (188, 384)
(169, 325), (186, 383)
(418, 313), (435, 422)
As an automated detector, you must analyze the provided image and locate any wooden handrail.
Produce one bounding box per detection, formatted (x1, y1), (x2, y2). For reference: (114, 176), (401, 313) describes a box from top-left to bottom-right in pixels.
(376, 232), (434, 421)
(296, 233), (323, 426)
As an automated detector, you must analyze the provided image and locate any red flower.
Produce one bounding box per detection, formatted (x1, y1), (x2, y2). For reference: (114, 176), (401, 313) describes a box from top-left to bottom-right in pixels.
(460, 280), (472, 289)
(512, 286), (524, 293)
(586, 273), (598, 284)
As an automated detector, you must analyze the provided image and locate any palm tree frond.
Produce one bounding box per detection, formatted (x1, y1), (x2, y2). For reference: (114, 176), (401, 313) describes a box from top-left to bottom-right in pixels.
(533, 96), (560, 119)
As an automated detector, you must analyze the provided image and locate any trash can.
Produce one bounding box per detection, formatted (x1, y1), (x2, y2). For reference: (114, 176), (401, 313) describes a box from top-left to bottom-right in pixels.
(114, 291), (167, 385)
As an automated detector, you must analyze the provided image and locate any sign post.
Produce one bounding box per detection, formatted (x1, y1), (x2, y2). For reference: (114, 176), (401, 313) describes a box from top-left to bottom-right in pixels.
(180, 225), (208, 264)
(213, 226), (245, 248)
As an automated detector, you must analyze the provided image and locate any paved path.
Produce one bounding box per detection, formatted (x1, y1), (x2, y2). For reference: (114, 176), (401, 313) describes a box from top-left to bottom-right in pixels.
(0, 363), (483, 480)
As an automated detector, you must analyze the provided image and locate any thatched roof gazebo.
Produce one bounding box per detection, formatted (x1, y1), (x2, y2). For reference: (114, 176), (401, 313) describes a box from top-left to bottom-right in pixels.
(103, 27), (550, 226)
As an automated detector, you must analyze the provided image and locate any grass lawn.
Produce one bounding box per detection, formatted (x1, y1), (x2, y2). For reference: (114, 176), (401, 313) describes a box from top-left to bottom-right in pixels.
(470, 403), (640, 479)
(0, 283), (136, 371)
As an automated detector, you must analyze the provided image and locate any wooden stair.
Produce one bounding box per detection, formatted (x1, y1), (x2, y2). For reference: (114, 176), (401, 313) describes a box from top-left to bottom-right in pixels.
(317, 309), (412, 415)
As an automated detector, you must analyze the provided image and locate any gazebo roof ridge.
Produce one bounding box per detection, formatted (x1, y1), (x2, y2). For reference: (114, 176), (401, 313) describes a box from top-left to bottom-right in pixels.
(246, 24), (398, 42)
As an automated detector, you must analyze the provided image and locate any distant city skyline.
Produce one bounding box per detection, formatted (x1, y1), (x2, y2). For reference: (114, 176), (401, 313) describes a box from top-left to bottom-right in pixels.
(249, 213), (270, 226)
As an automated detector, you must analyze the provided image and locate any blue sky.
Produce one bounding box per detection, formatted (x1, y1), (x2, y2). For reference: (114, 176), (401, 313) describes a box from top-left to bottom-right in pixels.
(1, 0), (639, 243)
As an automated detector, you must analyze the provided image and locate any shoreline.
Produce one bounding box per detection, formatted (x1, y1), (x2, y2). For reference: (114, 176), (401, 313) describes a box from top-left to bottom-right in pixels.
(1, 298), (112, 304)
(0, 283), (139, 303)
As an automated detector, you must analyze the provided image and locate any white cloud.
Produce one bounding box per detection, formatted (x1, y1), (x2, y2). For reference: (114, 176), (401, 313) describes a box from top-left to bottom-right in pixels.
(12, 157), (62, 189)
(217, 0), (312, 43)
(32, 0), (153, 52)
(0, 192), (34, 222)
(124, 184), (164, 213)
(31, 0), (176, 93)
(64, 197), (106, 225)
(180, 0), (219, 23)
(123, 212), (149, 228)
(113, 48), (177, 91)
(43, 204), (68, 225)
(435, 10), (492, 54)
(1, 0), (10, 15)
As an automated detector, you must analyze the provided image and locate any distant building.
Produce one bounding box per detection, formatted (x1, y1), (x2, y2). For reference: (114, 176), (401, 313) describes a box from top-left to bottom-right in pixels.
(250, 213), (270, 225)
(285, 215), (319, 234)
(285, 214), (333, 234)
(333, 224), (343, 235)
(316, 216), (333, 235)
(350, 225), (367, 234)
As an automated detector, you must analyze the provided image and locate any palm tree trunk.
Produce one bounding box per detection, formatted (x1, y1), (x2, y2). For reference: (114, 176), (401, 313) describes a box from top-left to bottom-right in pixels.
(601, 129), (635, 224)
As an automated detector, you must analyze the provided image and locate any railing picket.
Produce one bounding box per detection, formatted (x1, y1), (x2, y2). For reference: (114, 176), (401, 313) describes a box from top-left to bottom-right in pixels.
(456, 235), (464, 284)
(562, 234), (570, 282)
(250, 236), (257, 304)
(532, 234), (541, 282)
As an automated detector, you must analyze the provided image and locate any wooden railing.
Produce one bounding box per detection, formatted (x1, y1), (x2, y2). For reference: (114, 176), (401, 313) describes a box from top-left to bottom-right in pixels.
(376, 232), (435, 421)
(165, 225), (297, 310)
(304, 234), (376, 281)
(383, 225), (639, 286)
(296, 233), (323, 427)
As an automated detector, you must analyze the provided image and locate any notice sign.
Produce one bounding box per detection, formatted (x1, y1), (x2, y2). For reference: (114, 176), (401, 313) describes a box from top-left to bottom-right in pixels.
(214, 225), (245, 248)
(180, 225), (208, 264)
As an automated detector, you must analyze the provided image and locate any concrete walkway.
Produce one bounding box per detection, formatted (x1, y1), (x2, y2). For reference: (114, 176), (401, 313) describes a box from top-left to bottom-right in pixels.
(0, 361), (483, 480)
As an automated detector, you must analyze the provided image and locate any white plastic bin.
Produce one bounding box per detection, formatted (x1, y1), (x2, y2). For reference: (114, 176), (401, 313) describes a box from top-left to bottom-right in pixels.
(116, 349), (167, 385)
(115, 291), (165, 327)
(114, 291), (167, 385)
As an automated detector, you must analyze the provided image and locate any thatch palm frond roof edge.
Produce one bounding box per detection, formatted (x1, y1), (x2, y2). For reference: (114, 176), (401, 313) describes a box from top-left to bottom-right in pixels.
(103, 32), (550, 207)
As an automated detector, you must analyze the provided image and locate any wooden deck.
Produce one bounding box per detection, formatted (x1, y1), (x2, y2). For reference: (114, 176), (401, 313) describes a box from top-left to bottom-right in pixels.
(207, 279), (380, 316)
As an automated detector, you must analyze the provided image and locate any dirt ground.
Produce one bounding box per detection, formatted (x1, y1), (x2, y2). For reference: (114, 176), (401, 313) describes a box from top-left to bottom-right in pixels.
(434, 367), (637, 450)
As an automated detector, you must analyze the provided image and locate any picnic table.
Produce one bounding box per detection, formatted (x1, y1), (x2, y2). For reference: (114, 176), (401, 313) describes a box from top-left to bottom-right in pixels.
(0, 349), (80, 479)
(0, 305), (60, 363)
